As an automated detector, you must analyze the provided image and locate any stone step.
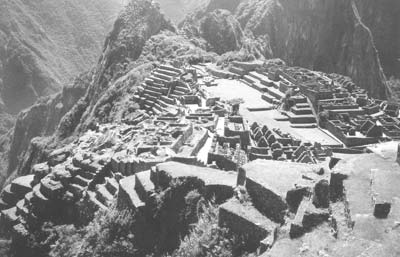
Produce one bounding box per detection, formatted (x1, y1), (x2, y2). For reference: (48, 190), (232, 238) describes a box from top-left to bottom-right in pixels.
(96, 184), (114, 206)
(66, 164), (82, 177)
(244, 74), (260, 84)
(40, 178), (64, 200)
(296, 103), (311, 108)
(31, 185), (50, 217)
(145, 85), (168, 94)
(249, 72), (276, 88)
(105, 178), (119, 196)
(67, 183), (85, 199)
(155, 68), (180, 77)
(287, 113), (317, 124)
(149, 75), (169, 85)
(173, 88), (187, 95)
(1, 207), (19, 226)
(24, 192), (34, 206)
(144, 88), (162, 98)
(291, 107), (313, 115)
(77, 169), (95, 180)
(175, 85), (190, 93)
(144, 78), (154, 86)
(229, 66), (246, 76)
(144, 99), (155, 108)
(169, 93), (180, 99)
(152, 82), (165, 88)
(16, 199), (29, 217)
(261, 93), (280, 105)
(159, 64), (182, 74)
(72, 175), (91, 187)
(153, 102), (162, 111)
(160, 95), (175, 105)
(153, 71), (173, 82)
(266, 87), (285, 100)
(32, 184), (49, 203)
(143, 104), (152, 110)
(152, 107), (162, 115)
(145, 94), (159, 103)
(0, 197), (9, 210)
(1, 185), (18, 206)
(291, 96), (308, 104)
(86, 191), (108, 211)
(135, 170), (155, 202)
(11, 175), (34, 198)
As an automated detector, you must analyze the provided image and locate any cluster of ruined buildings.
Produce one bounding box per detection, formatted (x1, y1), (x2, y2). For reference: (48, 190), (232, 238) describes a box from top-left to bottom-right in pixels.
(0, 60), (398, 255)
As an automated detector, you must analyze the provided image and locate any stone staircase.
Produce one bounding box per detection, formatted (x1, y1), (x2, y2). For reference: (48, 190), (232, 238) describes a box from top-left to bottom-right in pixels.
(286, 97), (317, 125)
(1, 151), (117, 234)
(138, 65), (192, 114)
(242, 71), (284, 105)
(0, 175), (34, 229)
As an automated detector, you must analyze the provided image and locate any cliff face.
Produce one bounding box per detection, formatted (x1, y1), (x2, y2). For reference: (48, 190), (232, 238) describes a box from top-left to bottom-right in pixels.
(354, 0), (400, 78)
(0, 0), (123, 116)
(184, 0), (390, 99)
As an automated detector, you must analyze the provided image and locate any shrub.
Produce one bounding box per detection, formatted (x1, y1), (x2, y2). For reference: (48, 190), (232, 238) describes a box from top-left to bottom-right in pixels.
(168, 203), (256, 257)
(50, 207), (138, 257)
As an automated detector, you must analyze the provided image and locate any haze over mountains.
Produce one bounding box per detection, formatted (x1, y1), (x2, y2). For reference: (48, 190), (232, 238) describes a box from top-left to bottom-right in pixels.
(0, 0), (124, 132)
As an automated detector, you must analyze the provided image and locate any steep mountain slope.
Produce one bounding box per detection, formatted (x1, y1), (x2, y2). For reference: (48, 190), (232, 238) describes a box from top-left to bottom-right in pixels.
(355, 0), (400, 78)
(156, 0), (209, 24)
(0, 0), (214, 188)
(182, 0), (390, 99)
(0, 0), (124, 116)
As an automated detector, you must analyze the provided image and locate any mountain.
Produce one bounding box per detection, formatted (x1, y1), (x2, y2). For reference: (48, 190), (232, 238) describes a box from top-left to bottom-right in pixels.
(0, 0), (124, 121)
(1, 0), (398, 189)
(0, 0), (214, 188)
(181, 0), (392, 99)
(355, 0), (400, 78)
(155, 0), (209, 24)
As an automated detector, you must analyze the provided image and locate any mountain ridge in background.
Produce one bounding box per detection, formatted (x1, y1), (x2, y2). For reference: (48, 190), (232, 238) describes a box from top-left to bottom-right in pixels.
(0, 0), (124, 132)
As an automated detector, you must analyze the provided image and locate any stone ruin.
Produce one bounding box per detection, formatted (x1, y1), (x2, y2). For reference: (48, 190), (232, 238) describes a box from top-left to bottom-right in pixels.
(2, 60), (400, 256)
